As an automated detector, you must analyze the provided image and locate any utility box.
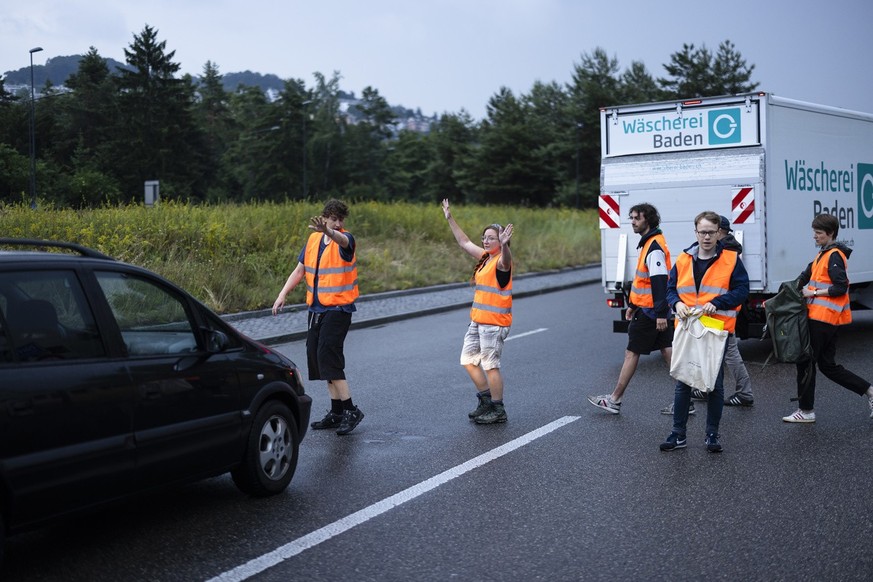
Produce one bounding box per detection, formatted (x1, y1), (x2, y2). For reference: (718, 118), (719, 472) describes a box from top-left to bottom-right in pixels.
(144, 180), (160, 207)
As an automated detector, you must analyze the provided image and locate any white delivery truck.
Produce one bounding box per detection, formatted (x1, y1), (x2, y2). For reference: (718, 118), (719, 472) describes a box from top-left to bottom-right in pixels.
(599, 91), (873, 339)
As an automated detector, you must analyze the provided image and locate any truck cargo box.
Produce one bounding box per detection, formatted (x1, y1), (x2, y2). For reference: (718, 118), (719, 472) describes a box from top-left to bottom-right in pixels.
(599, 92), (873, 338)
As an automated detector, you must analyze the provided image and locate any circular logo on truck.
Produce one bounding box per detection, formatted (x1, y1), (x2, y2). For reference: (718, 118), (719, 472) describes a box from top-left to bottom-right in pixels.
(708, 108), (742, 145)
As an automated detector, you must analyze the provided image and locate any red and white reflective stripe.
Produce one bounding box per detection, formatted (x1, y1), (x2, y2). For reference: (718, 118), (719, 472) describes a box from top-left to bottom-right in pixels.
(732, 187), (755, 224)
(599, 194), (620, 229)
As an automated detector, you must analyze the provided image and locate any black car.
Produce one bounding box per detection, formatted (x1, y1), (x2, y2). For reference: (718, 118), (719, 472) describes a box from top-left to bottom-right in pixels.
(0, 238), (311, 560)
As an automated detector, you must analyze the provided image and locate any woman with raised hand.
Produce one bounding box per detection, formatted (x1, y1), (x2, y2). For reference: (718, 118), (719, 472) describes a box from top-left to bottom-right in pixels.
(441, 199), (514, 424)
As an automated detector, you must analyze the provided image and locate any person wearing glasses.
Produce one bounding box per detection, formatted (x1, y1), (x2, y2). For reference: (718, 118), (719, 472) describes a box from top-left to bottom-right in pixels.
(441, 199), (514, 424)
(660, 211), (749, 453)
(589, 203), (676, 416)
(782, 213), (873, 424)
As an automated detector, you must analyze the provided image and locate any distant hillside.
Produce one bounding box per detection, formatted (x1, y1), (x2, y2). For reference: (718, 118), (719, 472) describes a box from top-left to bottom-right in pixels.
(3, 54), (435, 132)
(3, 54), (131, 87)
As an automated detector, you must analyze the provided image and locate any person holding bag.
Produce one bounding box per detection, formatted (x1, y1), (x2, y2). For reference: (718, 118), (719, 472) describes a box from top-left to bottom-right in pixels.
(781, 213), (873, 423)
(660, 211), (749, 453)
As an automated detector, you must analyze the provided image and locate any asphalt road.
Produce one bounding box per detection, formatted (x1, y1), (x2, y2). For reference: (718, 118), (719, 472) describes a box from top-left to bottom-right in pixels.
(5, 284), (873, 581)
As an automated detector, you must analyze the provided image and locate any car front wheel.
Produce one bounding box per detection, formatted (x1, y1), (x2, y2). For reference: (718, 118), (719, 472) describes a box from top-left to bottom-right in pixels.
(232, 400), (299, 496)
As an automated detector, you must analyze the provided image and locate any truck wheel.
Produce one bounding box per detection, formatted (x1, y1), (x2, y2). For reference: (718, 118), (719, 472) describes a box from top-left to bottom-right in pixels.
(232, 401), (299, 497)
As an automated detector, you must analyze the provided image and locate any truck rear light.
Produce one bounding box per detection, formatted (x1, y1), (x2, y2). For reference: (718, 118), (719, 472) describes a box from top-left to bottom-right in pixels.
(748, 298), (767, 310)
(607, 295), (625, 308)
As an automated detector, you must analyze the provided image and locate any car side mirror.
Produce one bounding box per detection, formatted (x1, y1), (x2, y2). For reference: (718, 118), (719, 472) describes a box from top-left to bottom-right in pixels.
(205, 329), (230, 353)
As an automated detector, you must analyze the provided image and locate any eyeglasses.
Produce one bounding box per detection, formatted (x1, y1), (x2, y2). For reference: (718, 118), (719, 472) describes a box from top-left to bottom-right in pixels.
(696, 230), (717, 238)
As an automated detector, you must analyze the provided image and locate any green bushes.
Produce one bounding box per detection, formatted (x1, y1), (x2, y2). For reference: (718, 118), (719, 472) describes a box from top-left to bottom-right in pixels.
(0, 200), (599, 313)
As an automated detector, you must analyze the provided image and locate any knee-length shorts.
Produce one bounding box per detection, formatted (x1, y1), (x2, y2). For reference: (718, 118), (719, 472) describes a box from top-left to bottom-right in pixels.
(460, 321), (511, 370)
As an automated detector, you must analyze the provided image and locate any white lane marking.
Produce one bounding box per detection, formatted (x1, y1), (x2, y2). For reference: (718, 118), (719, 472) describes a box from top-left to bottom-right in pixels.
(506, 327), (547, 341)
(207, 415), (581, 582)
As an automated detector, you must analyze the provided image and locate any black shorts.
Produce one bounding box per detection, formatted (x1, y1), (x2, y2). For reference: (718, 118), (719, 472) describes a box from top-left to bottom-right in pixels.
(306, 310), (352, 381)
(626, 311), (673, 355)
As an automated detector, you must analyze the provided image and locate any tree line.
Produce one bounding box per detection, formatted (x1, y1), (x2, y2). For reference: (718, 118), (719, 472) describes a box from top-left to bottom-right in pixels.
(0, 25), (757, 208)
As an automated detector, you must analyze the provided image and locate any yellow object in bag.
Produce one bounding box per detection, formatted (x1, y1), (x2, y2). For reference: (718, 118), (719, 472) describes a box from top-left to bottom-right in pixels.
(699, 315), (725, 330)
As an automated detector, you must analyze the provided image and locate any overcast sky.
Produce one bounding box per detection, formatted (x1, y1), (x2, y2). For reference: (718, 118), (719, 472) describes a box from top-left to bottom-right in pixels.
(2, 0), (871, 119)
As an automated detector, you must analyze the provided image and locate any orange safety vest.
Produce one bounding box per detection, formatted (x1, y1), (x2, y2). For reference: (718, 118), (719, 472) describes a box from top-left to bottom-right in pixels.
(304, 231), (359, 307)
(629, 232), (671, 308)
(806, 247), (851, 325)
(674, 249), (741, 333)
(470, 254), (512, 327)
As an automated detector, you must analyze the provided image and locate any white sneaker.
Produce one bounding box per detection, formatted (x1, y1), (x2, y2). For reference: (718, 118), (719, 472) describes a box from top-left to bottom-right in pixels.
(587, 394), (621, 414)
(868, 395), (873, 419)
(782, 409), (816, 423)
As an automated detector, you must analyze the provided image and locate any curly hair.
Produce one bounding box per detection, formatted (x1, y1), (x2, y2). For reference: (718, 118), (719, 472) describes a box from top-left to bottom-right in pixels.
(321, 199), (349, 219)
(629, 203), (660, 230)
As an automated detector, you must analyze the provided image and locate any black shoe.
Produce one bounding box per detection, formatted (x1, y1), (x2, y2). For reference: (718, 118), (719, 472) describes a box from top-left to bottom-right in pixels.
(690, 389), (708, 401)
(705, 433), (723, 453)
(468, 394), (493, 419)
(660, 432), (687, 451)
(724, 392), (754, 407)
(311, 411), (343, 430)
(336, 407), (365, 435)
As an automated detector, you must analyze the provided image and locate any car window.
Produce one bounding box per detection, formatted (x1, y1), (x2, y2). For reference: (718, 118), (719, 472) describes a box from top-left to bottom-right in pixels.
(0, 270), (106, 362)
(95, 271), (199, 356)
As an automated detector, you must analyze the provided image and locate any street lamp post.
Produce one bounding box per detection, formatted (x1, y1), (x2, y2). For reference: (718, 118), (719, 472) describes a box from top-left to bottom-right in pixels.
(29, 47), (43, 210)
(575, 122), (584, 209)
(301, 100), (313, 199)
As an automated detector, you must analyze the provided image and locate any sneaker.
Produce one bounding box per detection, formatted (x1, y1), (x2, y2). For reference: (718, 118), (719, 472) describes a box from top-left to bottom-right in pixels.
(311, 411), (343, 430)
(782, 409), (816, 423)
(660, 432), (687, 451)
(705, 433), (723, 453)
(587, 394), (620, 414)
(475, 402), (507, 424)
(468, 394), (493, 419)
(690, 389), (708, 401)
(868, 394), (873, 419)
(725, 392), (754, 407)
(336, 407), (365, 435)
(659, 402), (696, 415)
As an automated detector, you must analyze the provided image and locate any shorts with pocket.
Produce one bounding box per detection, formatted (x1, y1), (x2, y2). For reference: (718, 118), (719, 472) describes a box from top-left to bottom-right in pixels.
(460, 321), (511, 370)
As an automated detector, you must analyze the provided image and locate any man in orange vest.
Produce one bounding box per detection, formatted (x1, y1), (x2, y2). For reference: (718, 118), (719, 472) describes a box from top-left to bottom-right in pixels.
(782, 213), (873, 423)
(589, 203), (677, 415)
(272, 199), (364, 435)
(660, 211), (749, 453)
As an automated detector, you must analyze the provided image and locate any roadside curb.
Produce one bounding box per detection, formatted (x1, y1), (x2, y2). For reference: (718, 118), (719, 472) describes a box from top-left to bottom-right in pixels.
(224, 265), (601, 345)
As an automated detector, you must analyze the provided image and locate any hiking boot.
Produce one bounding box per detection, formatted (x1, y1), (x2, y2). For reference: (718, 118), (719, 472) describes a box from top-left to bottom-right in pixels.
(336, 407), (365, 435)
(782, 409), (815, 423)
(705, 433), (723, 453)
(725, 392), (754, 407)
(690, 389), (708, 401)
(475, 402), (507, 424)
(659, 402), (696, 415)
(311, 411), (343, 430)
(587, 394), (620, 414)
(468, 394), (493, 419)
(660, 432), (687, 451)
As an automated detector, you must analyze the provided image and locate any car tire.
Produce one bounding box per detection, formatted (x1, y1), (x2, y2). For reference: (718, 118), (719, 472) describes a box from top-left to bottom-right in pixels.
(231, 400), (299, 497)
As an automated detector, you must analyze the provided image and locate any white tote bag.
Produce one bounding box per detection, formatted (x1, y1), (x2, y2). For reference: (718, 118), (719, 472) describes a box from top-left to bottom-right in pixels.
(669, 313), (729, 392)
